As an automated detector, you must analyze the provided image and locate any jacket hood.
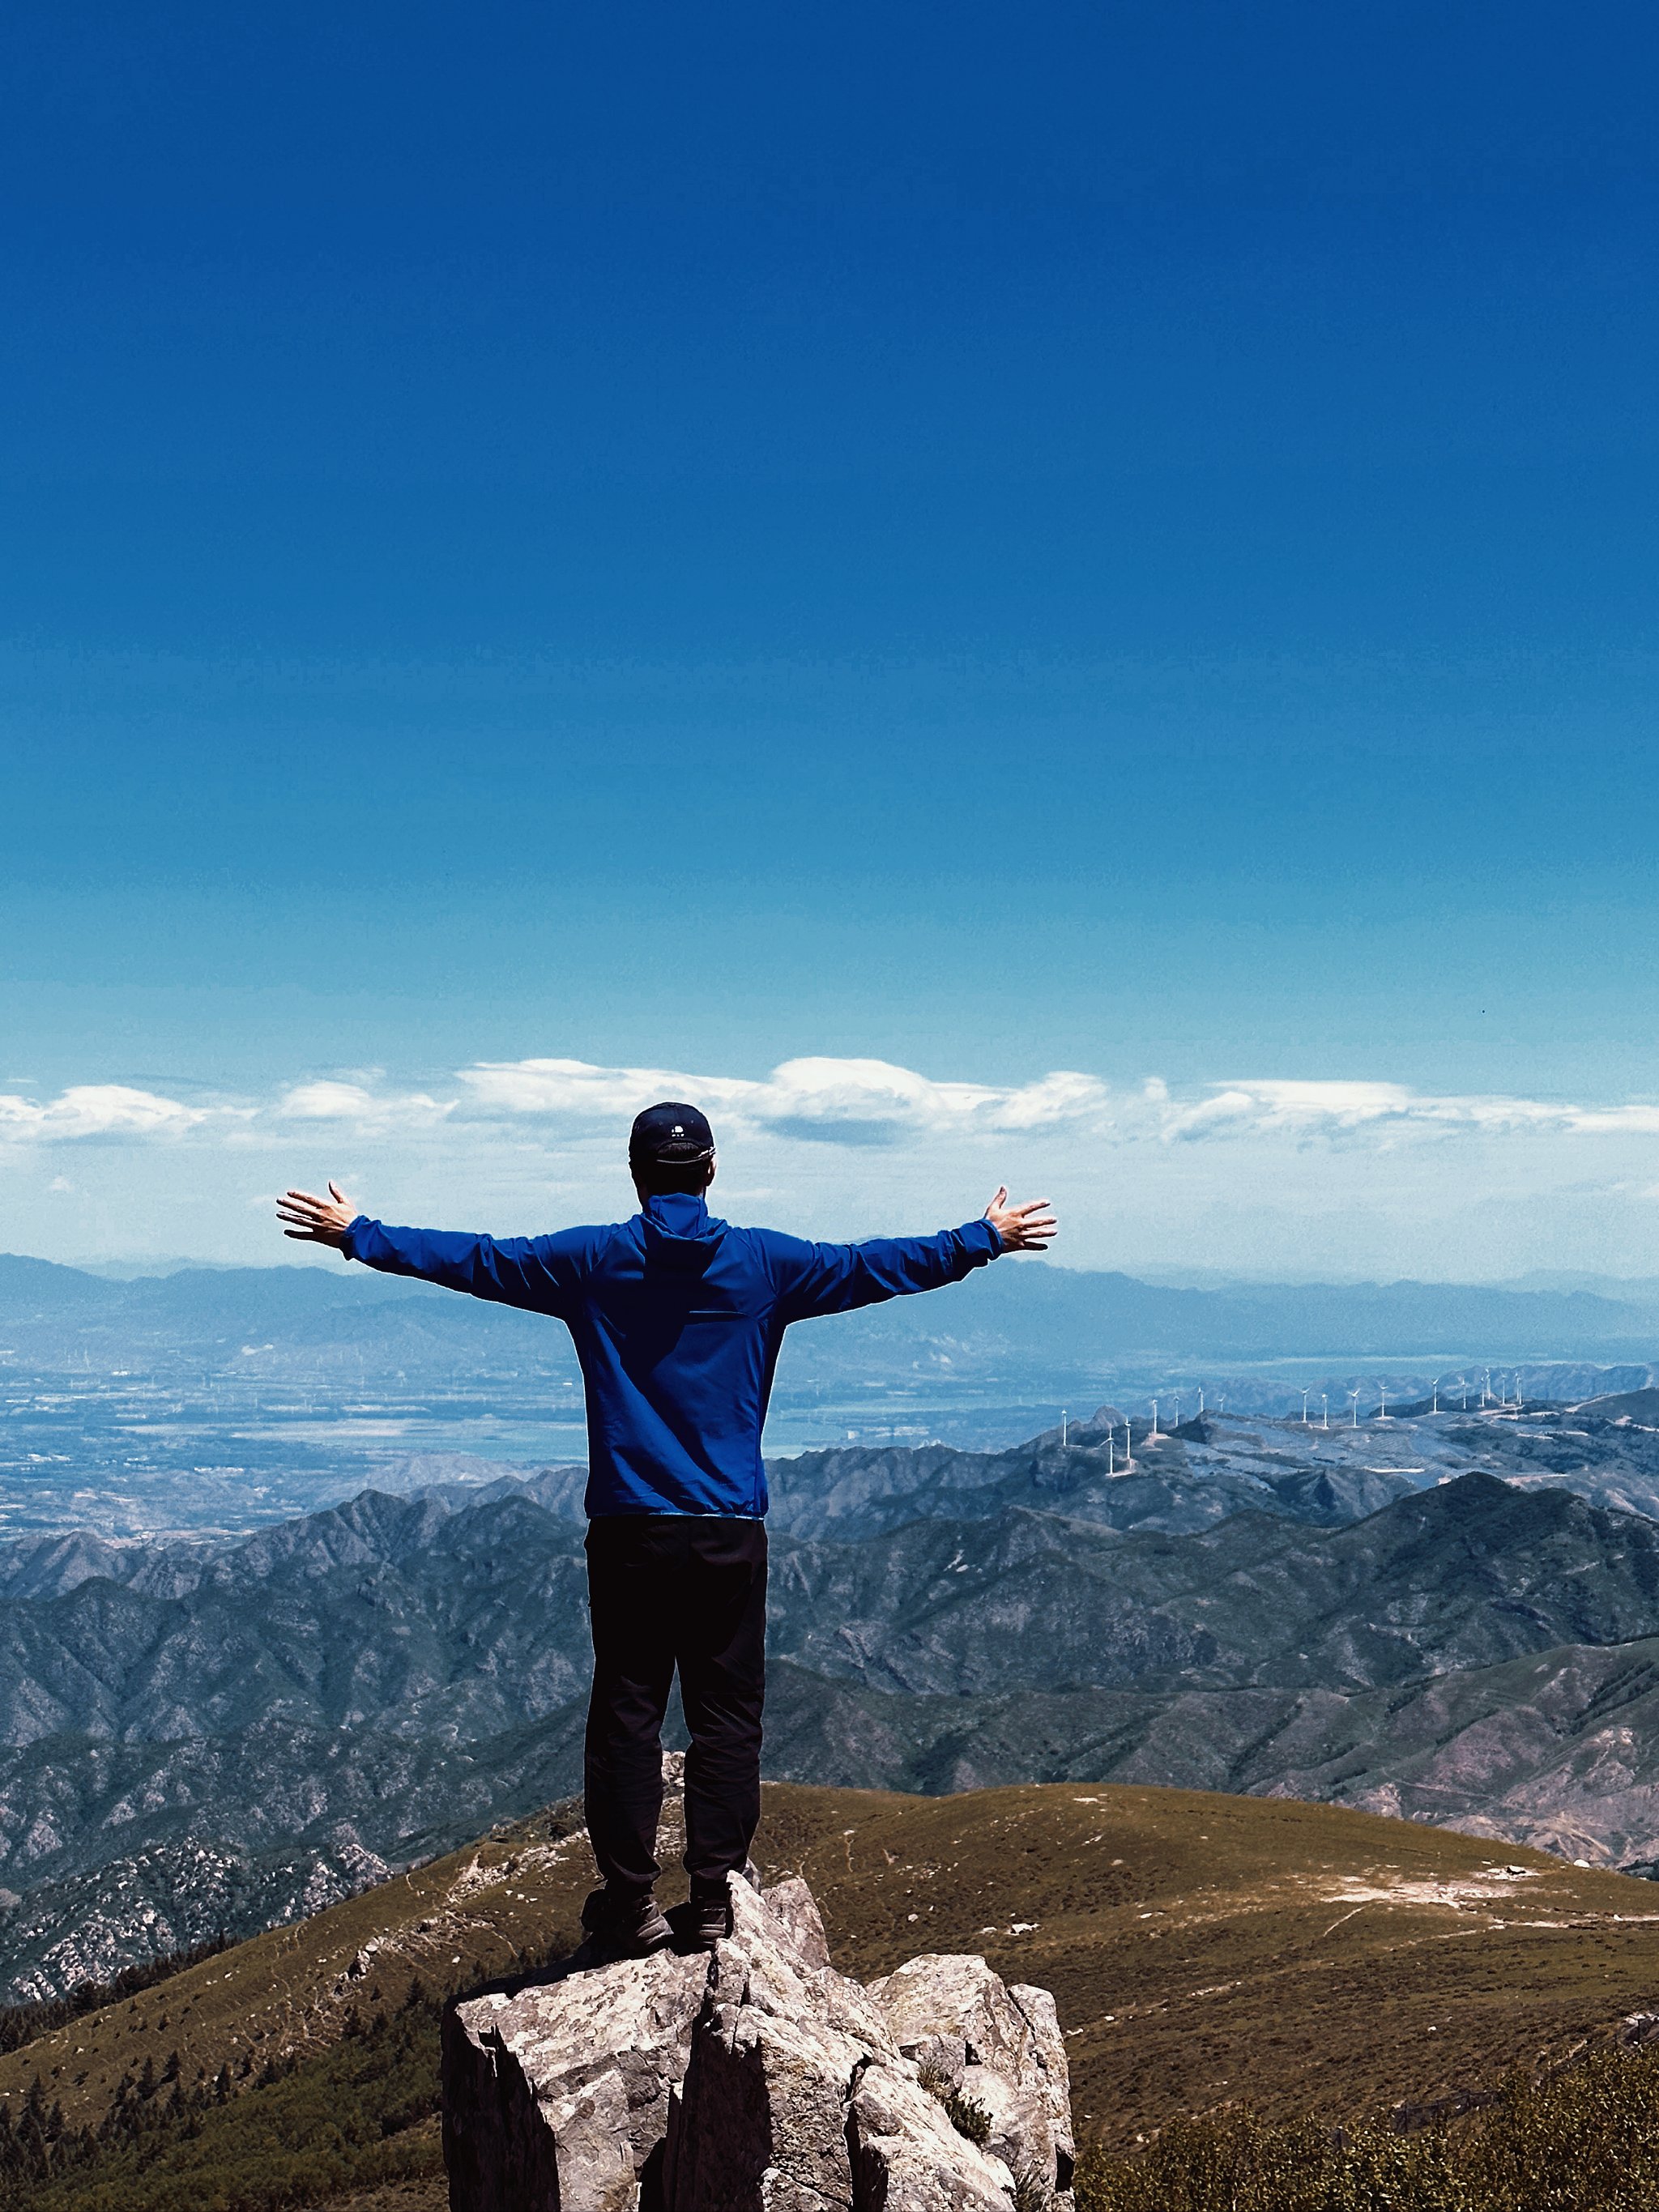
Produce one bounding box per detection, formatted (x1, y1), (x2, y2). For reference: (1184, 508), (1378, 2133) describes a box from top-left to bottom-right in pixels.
(639, 1191), (727, 1277)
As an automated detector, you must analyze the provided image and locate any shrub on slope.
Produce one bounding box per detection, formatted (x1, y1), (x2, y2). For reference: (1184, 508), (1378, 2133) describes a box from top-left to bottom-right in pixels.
(1077, 2041), (1659, 2212)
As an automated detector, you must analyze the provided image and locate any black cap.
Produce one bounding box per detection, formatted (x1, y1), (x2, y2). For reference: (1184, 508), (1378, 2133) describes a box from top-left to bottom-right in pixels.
(629, 1100), (715, 1167)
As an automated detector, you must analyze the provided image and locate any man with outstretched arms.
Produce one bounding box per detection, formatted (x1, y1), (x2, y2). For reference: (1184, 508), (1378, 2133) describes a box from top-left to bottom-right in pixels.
(278, 1104), (1057, 1956)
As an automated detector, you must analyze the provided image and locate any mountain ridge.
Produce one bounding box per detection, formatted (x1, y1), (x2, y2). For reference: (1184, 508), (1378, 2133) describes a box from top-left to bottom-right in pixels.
(6, 1249), (1656, 1364)
(3, 1434), (1659, 1996)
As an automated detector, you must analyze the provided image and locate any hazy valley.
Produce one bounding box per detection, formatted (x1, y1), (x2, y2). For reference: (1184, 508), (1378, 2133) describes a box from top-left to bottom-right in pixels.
(5, 1249), (1659, 1537)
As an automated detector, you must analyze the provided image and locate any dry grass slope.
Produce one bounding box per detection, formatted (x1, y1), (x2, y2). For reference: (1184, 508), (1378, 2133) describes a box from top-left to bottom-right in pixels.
(0, 1801), (591, 2130)
(753, 1781), (1659, 2152)
(6, 1778), (1659, 2201)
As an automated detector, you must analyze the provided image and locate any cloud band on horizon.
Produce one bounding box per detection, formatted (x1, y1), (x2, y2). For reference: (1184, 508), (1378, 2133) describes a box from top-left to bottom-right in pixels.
(4, 1058), (1659, 1152)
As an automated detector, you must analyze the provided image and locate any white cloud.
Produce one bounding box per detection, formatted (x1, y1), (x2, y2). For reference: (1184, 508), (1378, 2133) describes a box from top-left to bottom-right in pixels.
(458, 1057), (689, 1119)
(0, 1085), (206, 1142)
(1161, 1079), (1659, 1145)
(456, 1055), (1115, 1145)
(5, 1059), (1657, 1176)
(1563, 1105), (1659, 1136)
(8, 1051), (1659, 1274)
(276, 1080), (454, 1129)
(450, 1057), (1659, 1153)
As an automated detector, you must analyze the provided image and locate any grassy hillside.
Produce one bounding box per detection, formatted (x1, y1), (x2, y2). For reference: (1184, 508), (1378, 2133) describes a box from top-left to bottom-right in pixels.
(761, 1782), (1659, 2151)
(6, 1778), (1659, 2204)
(0, 1795), (595, 2135)
(1073, 2048), (1659, 2212)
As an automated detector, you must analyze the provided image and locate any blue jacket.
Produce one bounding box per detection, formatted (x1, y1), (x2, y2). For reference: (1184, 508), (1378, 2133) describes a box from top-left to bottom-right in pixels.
(341, 1196), (1002, 1518)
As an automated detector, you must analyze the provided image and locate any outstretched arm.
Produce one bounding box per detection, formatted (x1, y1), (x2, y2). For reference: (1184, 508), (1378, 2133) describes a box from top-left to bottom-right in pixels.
(769, 1188), (1059, 1322)
(276, 1184), (581, 1317)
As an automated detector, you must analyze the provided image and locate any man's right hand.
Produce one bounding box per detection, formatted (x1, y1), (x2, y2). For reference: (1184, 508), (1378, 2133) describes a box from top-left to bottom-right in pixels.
(277, 1181), (357, 1249)
(983, 1187), (1058, 1252)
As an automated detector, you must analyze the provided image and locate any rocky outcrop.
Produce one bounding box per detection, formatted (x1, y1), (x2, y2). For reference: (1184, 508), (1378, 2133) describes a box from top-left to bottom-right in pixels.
(443, 1870), (1073, 2210)
(871, 1953), (1074, 2197)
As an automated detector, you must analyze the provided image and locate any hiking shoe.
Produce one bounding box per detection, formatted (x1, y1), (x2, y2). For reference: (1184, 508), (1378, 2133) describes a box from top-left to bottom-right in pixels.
(578, 1885), (672, 1958)
(673, 1882), (734, 1951)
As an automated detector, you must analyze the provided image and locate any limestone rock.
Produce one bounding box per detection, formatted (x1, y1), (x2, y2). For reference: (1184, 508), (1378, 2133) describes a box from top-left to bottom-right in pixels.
(870, 1953), (1076, 2205)
(849, 2059), (1025, 2210)
(760, 1871), (833, 1969)
(666, 1873), (893, 2210)
(444, 1868), (1074, 2211)
(442, 1941), (710, 2210)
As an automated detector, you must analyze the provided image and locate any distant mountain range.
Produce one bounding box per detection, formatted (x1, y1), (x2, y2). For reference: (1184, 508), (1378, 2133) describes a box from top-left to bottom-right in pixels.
(7, 1399), (1659, 1993)
(5, 1248), (1657, 1378)
(8, 1247), (1656, 1538)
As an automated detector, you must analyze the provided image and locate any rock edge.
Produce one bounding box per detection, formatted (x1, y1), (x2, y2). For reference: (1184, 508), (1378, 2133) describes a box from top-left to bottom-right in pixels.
(443, 1869), (1074, 2210)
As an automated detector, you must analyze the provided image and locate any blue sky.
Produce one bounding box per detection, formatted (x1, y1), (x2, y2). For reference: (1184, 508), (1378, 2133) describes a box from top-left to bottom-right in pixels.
(3, 2), (1658, 1275)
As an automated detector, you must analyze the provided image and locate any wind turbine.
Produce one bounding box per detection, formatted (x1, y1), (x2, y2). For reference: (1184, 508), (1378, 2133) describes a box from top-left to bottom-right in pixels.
(1301, 1389), (1311, 1425)
(1431, 1376), (1440, 1414)
(1149, 1398), (1160, 1439)
(1349, 1388), (1361, 1429)
(1198, 1388), (1205, 1415)
(1060, 1409), (1068, 1448)
(1321, 1392), (1329, 1430)
(1482, 1368), (1491, 1408)
(1107, 1430), (1115, 1474)
(1172, 1392), (1181, 1428)
(1378, 1382), (1390, 1421)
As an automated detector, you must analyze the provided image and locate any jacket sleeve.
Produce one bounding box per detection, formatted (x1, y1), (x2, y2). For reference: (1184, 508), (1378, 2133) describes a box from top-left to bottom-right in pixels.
(339, 1217), (584, 1320)
(764, 1217), (1001, 1323)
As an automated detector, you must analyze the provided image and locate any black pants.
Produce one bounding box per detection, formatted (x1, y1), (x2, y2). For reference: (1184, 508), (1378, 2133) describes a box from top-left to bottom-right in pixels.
(583, 1513), (767, 1894)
